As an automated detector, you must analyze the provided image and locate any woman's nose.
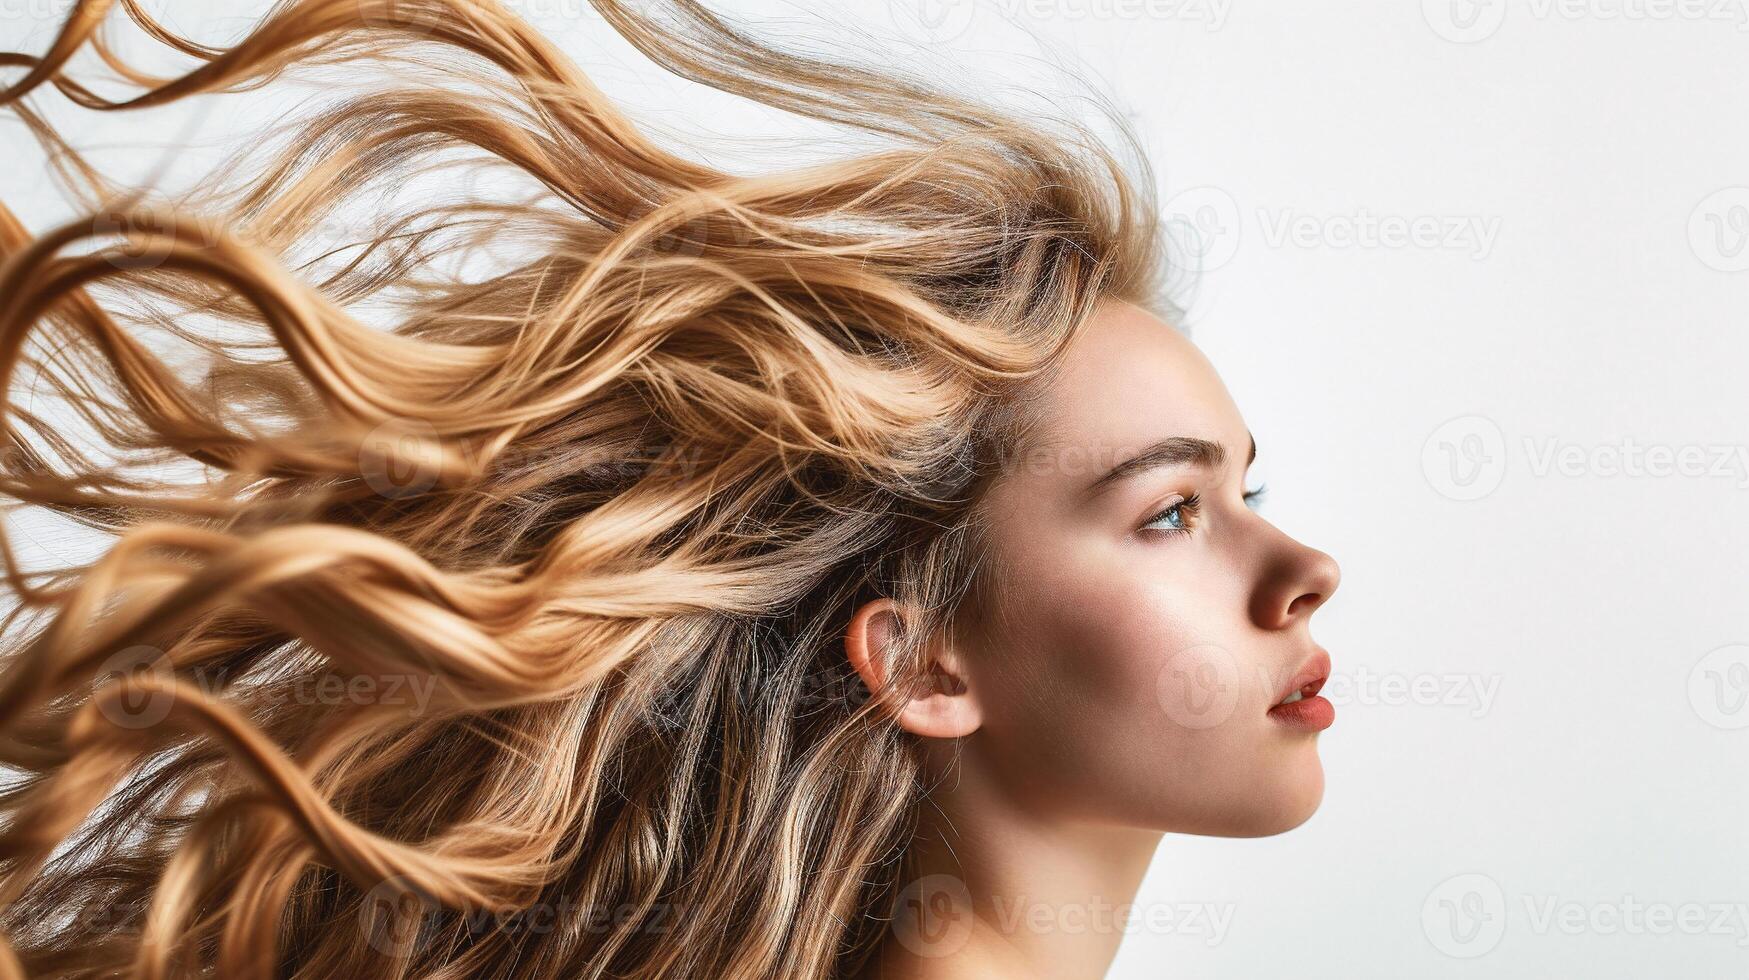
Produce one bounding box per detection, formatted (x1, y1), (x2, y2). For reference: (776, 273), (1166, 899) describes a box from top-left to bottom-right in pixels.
(1252, 536), (1341, 630)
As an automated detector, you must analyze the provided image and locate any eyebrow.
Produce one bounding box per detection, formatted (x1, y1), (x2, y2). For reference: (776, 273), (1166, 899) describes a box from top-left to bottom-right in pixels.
(1083, 432), (1257, 498)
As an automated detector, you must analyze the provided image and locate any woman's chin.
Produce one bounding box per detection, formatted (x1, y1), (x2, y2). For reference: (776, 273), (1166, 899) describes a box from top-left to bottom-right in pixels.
(1243, 758), (1327, 837)
(1165, 757), (1327, 838)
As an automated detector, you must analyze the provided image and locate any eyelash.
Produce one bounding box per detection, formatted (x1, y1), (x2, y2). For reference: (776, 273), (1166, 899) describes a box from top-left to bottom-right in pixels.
(1140, 484), (1269, 537)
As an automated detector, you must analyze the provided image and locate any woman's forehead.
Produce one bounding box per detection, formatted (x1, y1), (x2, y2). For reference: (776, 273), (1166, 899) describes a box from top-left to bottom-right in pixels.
(1029, 299), (1243, 454)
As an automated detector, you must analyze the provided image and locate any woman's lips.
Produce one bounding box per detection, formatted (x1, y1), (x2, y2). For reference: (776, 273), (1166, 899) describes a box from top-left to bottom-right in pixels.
(1267, 671), (1334, 731)
(1267, 692), (1335, 730)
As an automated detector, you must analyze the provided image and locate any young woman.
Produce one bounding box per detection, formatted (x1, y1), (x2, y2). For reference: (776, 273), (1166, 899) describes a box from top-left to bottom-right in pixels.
(0, 1), (1340, 977)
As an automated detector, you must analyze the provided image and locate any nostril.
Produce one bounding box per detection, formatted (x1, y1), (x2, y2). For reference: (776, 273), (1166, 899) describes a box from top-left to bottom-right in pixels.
(1287, 591), (1328, 618)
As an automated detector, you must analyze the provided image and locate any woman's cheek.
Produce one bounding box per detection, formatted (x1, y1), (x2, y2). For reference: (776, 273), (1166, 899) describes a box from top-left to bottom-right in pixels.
(1023, 566), (1206, 722)
(981, 535), (1240, 740)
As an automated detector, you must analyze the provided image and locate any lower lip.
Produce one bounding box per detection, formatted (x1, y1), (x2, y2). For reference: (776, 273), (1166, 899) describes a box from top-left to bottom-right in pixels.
(1268, 695), (1335, 731)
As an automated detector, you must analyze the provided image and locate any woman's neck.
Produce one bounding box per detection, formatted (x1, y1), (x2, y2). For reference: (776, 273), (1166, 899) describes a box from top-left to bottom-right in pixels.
(866, 754), (1164, 979)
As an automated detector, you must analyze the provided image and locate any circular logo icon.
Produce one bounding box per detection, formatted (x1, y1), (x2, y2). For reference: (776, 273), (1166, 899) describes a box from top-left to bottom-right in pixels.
(91, 207), (178, 272)
(1421, 0), (1508, 43)
(1156, 642), (1243, 730)
(1161, 186), (1242, 272)
(357, 0), (446, 37)
(1688, 643), (1749, 730)
(1687, 187), (1749, 273)
(890, 874), (974, 958)
(1421, 872), (1505, 957)
(94, 644), (176, 730)
(1421, 414), (1506, 501)
(358, 875), (440, 957)
(359, 417), (446, 499)
(894, 0), (980, 45)
(644, 209), (730, 260)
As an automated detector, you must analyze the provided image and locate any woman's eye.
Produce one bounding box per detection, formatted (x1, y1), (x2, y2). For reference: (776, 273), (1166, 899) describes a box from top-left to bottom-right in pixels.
(1141, 484), (1267, 537)
(1243, 483), (1268, 510)
(1141, 493), (1200, 535)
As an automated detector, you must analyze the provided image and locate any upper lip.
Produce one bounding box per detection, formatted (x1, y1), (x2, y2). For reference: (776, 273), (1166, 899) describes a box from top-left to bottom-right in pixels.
(1272, 648), (1332, 706)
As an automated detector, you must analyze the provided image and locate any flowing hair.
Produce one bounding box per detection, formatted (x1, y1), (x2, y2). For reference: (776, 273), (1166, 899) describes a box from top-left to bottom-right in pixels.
(0, 0), (1169, 976)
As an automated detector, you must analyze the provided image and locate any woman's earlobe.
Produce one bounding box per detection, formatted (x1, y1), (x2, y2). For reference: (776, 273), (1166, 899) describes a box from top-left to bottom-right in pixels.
(844, 598), (982, 739)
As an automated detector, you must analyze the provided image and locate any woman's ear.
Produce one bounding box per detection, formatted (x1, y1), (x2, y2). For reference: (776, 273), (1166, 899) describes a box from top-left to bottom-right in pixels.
(844, 597), (982, 739)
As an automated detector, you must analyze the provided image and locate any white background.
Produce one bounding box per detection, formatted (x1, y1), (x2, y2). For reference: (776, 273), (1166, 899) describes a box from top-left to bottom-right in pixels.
(5, 1), (1748, 976)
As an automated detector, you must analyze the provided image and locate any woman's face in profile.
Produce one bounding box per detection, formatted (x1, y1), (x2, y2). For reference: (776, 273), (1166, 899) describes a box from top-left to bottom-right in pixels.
(960, 297), (1342, 838)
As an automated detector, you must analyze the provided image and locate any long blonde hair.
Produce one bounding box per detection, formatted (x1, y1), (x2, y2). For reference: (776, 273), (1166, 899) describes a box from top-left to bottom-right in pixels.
(0, 1), (1168, 975)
